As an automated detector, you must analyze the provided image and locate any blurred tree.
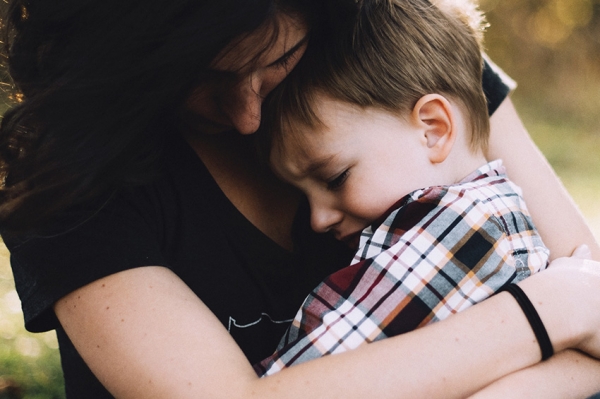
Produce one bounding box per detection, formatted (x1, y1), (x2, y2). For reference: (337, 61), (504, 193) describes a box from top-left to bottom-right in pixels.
(482, 0), (600, 131)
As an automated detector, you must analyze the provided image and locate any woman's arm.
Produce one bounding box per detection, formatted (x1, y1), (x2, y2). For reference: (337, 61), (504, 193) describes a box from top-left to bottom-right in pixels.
(484, 97), (600, 397)
(469, 247), (600, 397)
(487, 97), (600, 260)
(54, 256), (600, 399)
(468, 350), (600, 399)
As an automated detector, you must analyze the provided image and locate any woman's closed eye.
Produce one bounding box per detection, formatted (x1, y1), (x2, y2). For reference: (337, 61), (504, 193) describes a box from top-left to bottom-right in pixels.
(327, 169), (350, 190)
(268, 36), (308, 71)
(271, 51), (295, 70)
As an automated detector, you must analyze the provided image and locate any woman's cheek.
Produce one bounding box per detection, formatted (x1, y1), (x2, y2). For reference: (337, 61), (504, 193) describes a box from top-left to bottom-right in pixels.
(260, 68), (291, 97)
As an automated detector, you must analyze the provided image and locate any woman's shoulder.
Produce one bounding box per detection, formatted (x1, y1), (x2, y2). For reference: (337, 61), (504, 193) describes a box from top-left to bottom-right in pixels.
(1, 141), (224, 333)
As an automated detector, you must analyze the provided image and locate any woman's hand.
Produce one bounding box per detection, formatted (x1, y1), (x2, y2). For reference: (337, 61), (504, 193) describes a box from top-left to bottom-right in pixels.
(550, 246), (600, 357)
(518, 245), (600, 358)
(467, 350), (600, 399)
(467, 246), (600, 399)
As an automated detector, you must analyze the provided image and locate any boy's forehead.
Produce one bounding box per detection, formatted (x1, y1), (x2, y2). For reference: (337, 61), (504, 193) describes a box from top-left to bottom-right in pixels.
(312, 97), (378, 131)
(270, 126), (330, 177)
(269, 97), (373, 178)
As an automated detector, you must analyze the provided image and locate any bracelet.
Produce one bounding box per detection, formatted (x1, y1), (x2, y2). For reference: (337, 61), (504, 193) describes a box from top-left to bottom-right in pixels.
(498, 284), (554, 361)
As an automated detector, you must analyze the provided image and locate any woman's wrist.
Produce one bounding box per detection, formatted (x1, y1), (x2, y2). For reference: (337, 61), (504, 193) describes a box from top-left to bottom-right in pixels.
(518, 276), (579, 352)
(498, 284), (554, 360)
(515, 260), (600, 356)
(467, 350), (600, 399)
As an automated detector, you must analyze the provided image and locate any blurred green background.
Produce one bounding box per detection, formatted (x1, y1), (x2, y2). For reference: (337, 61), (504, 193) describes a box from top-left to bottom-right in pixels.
(482, 0), (600, 240)
(1, 0), (599, 397)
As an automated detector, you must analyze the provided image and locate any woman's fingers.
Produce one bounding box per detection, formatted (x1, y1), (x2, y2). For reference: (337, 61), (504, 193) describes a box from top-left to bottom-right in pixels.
(555, 256), (600, 357)
(571, 244), (592, 260)
(518, 255), (600, 359)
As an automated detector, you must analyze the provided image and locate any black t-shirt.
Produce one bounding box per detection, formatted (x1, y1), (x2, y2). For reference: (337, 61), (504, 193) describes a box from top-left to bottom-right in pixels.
(3, 61), (510, 398)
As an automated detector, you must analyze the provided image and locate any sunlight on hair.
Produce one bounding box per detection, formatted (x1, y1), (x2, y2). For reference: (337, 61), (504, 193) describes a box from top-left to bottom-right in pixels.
(20, 5), (28, 20)
(8, 92), (23, 103)
(429, 0), (488, 42)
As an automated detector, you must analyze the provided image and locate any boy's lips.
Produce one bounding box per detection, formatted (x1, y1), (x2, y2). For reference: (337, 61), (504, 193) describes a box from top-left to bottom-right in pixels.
(340, 231), (362, 249)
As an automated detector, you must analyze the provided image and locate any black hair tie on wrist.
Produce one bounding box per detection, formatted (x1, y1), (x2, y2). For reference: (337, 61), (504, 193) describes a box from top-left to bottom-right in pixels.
(498, 284), (554, 361)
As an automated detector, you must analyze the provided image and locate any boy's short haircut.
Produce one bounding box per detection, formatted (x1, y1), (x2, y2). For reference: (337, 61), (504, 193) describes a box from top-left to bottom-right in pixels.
(260, 0), (490, 159)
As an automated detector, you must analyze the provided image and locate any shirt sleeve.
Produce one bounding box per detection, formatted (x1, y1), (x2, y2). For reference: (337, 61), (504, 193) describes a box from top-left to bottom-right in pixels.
(3, 189), (167, 333)
(483, 56), (515, 115)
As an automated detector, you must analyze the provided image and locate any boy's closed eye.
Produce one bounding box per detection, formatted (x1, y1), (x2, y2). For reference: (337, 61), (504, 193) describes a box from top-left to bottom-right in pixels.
(326, 169), (350, 190)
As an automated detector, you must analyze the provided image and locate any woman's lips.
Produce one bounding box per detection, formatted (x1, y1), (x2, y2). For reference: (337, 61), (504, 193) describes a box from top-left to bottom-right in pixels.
(181, 110), (233, 134)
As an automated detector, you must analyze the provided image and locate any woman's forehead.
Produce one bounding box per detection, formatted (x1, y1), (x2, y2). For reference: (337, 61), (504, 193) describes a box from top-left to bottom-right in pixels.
(211, 13), (308, 74)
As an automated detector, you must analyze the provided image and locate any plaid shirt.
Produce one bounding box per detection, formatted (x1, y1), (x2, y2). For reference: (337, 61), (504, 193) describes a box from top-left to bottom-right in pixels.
(255, 160), (549, 376)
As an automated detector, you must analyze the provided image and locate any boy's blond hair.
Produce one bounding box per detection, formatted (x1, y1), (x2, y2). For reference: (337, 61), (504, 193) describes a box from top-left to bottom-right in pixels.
(261, 0), (490, 156)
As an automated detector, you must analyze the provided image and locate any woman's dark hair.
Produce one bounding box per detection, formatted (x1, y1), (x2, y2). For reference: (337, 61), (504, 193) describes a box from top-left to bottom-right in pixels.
(0, 0), (319, 233)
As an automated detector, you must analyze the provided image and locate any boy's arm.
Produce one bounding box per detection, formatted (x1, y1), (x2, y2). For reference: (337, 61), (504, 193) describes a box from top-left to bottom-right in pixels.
(467, 350), (600, 399)
(486, 97), (600, 260)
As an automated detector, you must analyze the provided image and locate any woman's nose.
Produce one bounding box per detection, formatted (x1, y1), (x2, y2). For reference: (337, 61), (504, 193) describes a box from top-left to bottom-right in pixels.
(310, 202), (343, 233)
(224, 74), (263, 135)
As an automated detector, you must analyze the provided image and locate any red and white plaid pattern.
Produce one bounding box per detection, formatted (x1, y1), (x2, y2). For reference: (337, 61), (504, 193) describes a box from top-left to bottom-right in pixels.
(255, 160), (549, 376)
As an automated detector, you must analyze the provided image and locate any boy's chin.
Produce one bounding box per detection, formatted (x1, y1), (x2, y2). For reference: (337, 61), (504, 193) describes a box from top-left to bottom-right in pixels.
(339, 231), (362, 250)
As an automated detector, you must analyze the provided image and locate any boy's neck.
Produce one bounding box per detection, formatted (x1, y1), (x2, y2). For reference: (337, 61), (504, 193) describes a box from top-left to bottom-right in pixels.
(422, 147), (488, 191)
(445, 147), (489, 183)
(436, 101), (490, 185)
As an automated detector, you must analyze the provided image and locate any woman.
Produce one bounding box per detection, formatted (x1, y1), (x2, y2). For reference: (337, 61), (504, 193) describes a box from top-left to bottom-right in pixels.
(1, 0), (599, 397)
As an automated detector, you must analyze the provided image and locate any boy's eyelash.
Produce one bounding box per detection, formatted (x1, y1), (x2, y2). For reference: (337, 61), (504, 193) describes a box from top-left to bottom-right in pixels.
(327, 169), (350, 190)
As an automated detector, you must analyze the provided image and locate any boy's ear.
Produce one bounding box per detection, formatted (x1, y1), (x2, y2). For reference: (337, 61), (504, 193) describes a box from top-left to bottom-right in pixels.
(412, 94), (456, 164)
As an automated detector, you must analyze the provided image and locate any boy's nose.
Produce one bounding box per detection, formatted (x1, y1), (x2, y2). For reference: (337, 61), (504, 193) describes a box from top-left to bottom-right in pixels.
(310, 203), (343, 234)
(224, 74), (263, 135)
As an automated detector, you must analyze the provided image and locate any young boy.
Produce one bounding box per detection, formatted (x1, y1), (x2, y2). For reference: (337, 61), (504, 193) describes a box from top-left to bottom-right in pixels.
(254, 0), (549, 375)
